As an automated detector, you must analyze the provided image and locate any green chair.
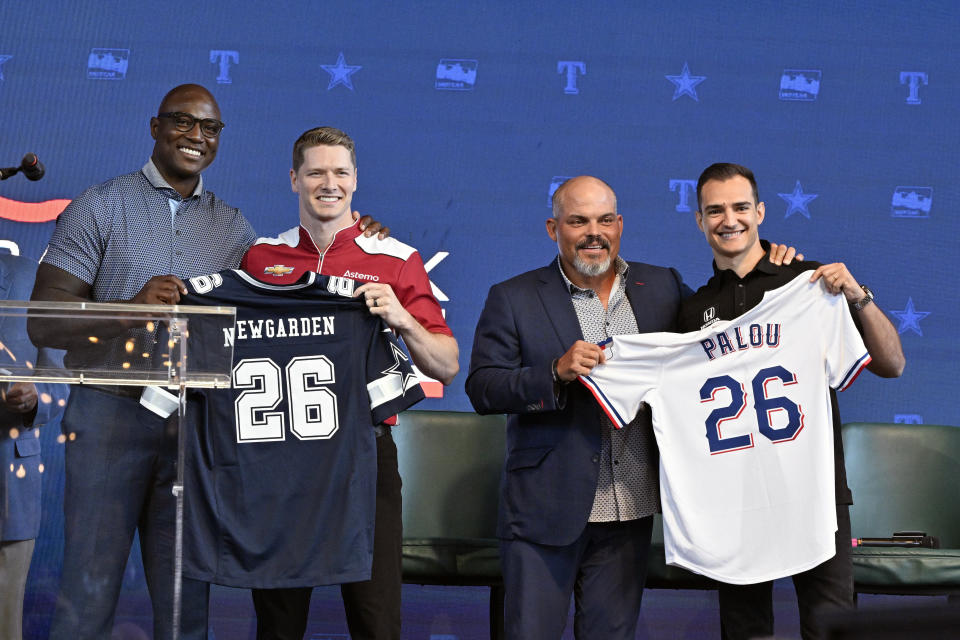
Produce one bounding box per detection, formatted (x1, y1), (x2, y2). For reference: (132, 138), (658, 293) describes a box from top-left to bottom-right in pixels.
(394, 410), (506, 640)
(842, 422), (960, 601)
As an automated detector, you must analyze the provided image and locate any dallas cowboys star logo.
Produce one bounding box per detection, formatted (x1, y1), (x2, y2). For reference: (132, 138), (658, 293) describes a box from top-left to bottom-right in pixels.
(321, 52), (362, 91)
(383, 343), (418, 394)
(0, 55), (12, 81)
(778, 181), (818, 219)
(665, 62), (705, 101)
(891, 297), (930, 336)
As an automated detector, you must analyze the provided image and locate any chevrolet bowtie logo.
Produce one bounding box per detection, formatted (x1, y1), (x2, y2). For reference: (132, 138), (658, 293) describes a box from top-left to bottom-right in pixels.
(263, 265), (294, 276)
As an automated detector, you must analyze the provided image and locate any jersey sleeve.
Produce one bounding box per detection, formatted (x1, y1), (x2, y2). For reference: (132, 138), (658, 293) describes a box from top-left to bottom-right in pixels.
(821, 288), (871, 391)
(578, 335), (662, 428)
(365, 320), (425, 424)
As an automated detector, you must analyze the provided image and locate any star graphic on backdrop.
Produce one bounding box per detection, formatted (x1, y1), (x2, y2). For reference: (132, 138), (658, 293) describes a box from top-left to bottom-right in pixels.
(321, 52), (362, 91)
(383, 343), (418, 394)
(778, 181), (819, 219)
(891, 297), (930, 336)
(665, 62), (706, 101)
(0, 55), (12, 81)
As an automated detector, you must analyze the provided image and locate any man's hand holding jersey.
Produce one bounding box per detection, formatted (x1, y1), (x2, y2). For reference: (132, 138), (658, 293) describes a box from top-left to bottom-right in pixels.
(555, 340), (607, 383)
(808, 262), (862, 301)
(133, 275), (189, 305)
(355, 282), (459, 385)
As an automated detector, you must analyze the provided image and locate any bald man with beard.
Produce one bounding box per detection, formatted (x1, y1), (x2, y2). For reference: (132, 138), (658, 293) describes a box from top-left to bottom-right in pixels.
(466, 176), (691, 639)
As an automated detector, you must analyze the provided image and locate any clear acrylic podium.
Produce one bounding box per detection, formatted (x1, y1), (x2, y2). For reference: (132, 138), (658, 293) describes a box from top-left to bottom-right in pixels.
(0, 299), (236, 640)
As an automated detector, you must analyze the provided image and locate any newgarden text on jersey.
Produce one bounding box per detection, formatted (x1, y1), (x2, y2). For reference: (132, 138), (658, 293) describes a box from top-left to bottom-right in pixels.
(222, 315), (336, 346)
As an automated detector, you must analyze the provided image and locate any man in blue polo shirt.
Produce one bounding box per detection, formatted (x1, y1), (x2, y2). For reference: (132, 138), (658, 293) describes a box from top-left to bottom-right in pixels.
(30, 83), (254, 640)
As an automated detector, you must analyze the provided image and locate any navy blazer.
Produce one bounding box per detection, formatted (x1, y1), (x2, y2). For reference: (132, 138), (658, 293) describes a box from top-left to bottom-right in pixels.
(0, 253), (68, 541)
(466, 258), (690, 546)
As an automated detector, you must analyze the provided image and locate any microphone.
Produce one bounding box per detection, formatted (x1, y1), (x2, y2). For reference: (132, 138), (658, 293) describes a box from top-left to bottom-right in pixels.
(0, 153), (45, 181)
(20, 153), (44, 181)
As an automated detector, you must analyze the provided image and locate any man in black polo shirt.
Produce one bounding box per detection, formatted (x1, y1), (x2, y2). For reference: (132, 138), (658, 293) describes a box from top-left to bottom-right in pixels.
(676, 162), (905, 640)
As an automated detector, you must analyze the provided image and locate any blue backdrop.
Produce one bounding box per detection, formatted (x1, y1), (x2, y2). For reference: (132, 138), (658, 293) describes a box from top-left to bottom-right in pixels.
(2, 1), (956, 636)
(3, 1), (952, 423)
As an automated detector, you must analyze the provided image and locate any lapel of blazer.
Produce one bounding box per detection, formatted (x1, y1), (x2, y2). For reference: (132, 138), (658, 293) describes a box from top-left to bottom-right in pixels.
(625, 260), (676, 335)
(535, 257), (583, 350)
(624, 261), (648, 323)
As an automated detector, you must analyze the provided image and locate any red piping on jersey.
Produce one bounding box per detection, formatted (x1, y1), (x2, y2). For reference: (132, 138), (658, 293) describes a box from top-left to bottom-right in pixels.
(578, 376), (626, 430)
(838, 355), (872, 391)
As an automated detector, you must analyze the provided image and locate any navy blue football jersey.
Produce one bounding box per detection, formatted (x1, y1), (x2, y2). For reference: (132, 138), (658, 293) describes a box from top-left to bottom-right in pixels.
(178, 269), (424, 588)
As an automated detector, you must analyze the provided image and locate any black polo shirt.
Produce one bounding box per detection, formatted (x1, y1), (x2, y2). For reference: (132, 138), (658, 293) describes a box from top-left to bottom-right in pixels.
(677, 243), (854, 505)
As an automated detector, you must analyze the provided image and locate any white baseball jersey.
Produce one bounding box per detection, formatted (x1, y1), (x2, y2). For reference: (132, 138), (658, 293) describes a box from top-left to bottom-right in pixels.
(580, 273), (870, 584)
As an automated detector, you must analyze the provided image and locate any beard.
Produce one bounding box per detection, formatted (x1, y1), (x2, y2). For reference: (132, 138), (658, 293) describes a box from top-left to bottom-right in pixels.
(572, 254), (612, 277)
(572, 235), (612, 277)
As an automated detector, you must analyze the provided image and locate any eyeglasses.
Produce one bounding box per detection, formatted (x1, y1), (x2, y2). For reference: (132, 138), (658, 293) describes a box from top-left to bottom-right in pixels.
(157, 112), (225, 138)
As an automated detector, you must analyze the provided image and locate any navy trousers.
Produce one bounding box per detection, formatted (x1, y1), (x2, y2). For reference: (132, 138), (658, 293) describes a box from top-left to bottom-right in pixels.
(501, 516), (653, 640)
(49, 386), (209, 640)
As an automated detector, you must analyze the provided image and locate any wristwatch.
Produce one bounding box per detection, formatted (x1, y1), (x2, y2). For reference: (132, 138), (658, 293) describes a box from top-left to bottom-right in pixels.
(853, 284), (874, 311)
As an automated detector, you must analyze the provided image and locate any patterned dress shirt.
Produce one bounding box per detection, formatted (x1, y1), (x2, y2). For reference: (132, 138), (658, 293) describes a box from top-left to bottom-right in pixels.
(556, 256), (658, 522)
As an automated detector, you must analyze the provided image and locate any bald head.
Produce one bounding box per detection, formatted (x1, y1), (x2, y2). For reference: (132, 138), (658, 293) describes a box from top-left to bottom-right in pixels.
(551, 176), (617, 220)
(545, 175), (623, 284)
(157, 83), (219, 117)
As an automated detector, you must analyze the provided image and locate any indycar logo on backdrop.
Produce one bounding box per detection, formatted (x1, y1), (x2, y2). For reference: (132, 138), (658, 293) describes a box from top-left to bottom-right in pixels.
(894, 414), (923, 424)
(87, 48), (129, 80)
(321, 52), (362, 91)
(557, 61), (586, 94)
(210, 50), (239, 84)
(899, 72), (927, 105)
(779, 69), (820, 101)
(891, 186), (932, 218)
(435, 59), (477, 91)
(665, 62), (706, 101)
